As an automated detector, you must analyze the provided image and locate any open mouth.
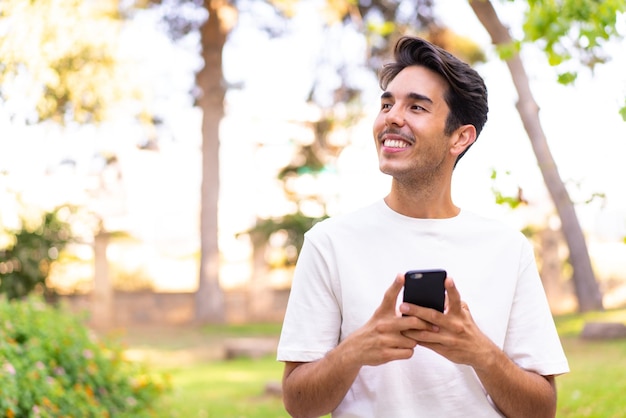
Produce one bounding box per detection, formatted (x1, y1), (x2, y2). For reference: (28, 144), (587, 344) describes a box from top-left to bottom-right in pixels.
(383, 139), (411, 148)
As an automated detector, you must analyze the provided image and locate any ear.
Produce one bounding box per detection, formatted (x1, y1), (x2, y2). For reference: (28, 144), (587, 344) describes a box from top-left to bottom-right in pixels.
(450, 124), (476, 158)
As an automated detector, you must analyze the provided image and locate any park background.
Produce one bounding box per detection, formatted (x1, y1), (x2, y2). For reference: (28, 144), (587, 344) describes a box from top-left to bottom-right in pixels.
(1, 0), (626, 416)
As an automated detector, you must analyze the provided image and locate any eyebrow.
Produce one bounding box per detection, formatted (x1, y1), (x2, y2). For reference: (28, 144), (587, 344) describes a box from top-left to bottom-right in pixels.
(380, 91), (433, 104)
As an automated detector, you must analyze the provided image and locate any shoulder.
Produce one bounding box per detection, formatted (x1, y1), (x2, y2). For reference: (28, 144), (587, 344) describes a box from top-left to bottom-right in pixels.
(307, 200), (384, 234)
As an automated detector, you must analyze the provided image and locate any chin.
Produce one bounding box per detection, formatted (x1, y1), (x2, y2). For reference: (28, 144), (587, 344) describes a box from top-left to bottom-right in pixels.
(379, 164), (401, 177)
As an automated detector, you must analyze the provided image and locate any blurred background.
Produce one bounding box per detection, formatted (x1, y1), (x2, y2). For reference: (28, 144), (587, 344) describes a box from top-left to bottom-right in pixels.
(1, 0), (625, 329)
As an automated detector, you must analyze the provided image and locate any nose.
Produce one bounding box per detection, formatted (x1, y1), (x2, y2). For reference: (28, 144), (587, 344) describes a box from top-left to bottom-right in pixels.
(385, 104), (404, 127)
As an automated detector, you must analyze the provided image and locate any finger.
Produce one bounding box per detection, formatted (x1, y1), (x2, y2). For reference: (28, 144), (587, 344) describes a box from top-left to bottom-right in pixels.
(400, 303), (442, 331)
(404, 329), (441, 344)
(377, 273), (405, 315)
(444, 277), (463, 314)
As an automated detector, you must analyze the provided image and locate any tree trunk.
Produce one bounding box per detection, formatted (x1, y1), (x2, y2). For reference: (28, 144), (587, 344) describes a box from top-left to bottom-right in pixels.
(194, 0), (235, 323)
(91, 225), (113, 328)
(469, 0), (604, 312)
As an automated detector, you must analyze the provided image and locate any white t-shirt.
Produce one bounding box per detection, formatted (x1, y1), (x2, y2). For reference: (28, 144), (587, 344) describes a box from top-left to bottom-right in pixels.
(277, 200), (569, 417)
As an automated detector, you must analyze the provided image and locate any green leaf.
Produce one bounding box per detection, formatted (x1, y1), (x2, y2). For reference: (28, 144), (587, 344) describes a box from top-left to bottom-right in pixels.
(557, 72), (578, 85)
(366, 21), (396, 37)
(495, 41), (520, 61)
(547, 50), (565, 66)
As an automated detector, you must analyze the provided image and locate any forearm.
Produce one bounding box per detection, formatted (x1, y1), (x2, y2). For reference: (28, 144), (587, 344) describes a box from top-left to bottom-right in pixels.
(282, 345), (362, 418)
(281, 275), (418, 417)
(474, 346), (556, 418)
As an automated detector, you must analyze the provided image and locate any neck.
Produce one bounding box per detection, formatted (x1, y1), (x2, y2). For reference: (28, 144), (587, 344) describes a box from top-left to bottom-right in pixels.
(384, 176), (459, 219)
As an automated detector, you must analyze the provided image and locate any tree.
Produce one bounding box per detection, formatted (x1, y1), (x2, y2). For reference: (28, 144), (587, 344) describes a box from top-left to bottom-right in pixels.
(466, 0), (618, 311)
(150, 0), (312, 323)
(193, 0), (237, 323)
(142, 0), (289, 323)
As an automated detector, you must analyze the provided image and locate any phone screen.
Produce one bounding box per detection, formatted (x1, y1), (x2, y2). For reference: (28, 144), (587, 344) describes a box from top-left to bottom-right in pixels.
(403, 269), (446, 313)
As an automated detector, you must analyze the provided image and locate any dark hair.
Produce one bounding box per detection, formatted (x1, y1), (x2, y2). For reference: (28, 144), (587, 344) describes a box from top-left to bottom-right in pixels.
(379, 36), (488, 164)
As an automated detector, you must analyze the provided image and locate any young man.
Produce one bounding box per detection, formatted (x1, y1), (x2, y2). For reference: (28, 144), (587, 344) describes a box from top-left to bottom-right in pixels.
(276, 36), (569, 418)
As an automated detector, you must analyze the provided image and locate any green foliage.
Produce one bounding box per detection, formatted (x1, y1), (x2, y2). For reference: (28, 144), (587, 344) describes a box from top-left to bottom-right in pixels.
(0, 0), (143, 124)
(520, 224), (539, 239)
(493, 190), (525, 209)
(244, 212), (328, 266)
(0, 206), (73, 300)
(366, 20), (396, 37)
(0, 296), (170, 417)
(495, 40), (521, 61)
(489, 168), (526, 209)
(521, 0), (626, 122)
(556, 71), (577, 85)
(523, 0), (626, 76)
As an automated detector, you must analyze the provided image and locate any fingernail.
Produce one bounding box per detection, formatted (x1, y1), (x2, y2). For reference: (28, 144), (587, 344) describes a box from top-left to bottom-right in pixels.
(399, 303), (409, 313)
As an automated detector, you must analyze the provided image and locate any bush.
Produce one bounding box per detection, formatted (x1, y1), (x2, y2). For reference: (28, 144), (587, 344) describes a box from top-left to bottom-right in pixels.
(0, 205), (73, 300)
(0, 297), (170, 417)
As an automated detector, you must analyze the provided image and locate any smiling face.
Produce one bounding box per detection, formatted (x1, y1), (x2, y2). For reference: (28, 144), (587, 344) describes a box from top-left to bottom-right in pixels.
(373, 65), (455, 185)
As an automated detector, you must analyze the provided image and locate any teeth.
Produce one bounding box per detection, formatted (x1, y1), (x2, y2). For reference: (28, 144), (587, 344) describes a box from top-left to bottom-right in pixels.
(384, 139), (409, 148)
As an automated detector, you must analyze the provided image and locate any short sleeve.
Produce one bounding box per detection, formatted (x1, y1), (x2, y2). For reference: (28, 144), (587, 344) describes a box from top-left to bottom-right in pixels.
(502, 241), (569, 376)
(277, 230), (343, 362)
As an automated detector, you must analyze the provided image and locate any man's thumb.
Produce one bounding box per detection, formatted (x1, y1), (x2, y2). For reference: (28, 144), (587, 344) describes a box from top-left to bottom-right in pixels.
(379, 273), (404, 312)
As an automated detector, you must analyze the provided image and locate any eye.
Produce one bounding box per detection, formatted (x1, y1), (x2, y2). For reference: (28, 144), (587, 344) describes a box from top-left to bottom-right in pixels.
(411, 104), (426, 111)
(381, 103), (392, 110)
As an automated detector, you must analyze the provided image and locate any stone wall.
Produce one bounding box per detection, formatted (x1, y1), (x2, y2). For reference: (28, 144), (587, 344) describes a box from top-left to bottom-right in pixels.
(62, 287), (290, 327)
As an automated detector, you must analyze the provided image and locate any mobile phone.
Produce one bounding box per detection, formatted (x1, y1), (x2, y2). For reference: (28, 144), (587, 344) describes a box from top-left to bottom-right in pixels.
(403, 269), (447, 313)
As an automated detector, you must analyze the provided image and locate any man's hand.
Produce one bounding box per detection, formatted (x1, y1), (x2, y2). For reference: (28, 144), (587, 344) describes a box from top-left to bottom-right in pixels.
(342, 273), (426, 366)
(400, 277), (495, 368)
(400, 277), (558, 418)
(282, 273), (428, 417)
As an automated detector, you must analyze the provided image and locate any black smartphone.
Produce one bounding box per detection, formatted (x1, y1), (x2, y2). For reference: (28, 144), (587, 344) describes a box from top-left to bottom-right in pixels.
(403, 269), (447, 313)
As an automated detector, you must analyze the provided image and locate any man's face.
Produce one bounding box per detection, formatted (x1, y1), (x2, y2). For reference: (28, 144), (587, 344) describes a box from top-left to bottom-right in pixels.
(373, 65), (453, 182)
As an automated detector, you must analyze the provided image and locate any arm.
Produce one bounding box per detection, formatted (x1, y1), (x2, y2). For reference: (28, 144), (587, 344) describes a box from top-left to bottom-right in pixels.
(402, 278), (557, 418)
(282, 348), (361, 418)
(473, 349), (556, 418)
(282, 274), (422, 418)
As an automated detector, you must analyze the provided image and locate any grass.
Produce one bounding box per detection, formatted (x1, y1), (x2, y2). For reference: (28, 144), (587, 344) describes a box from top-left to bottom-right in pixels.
(155, 356), (288, 418)
(126, 310), (626, 418)
(156, 322), (286, 417)
(556, 338), (626, 417)
(554, 308), (626, 418)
